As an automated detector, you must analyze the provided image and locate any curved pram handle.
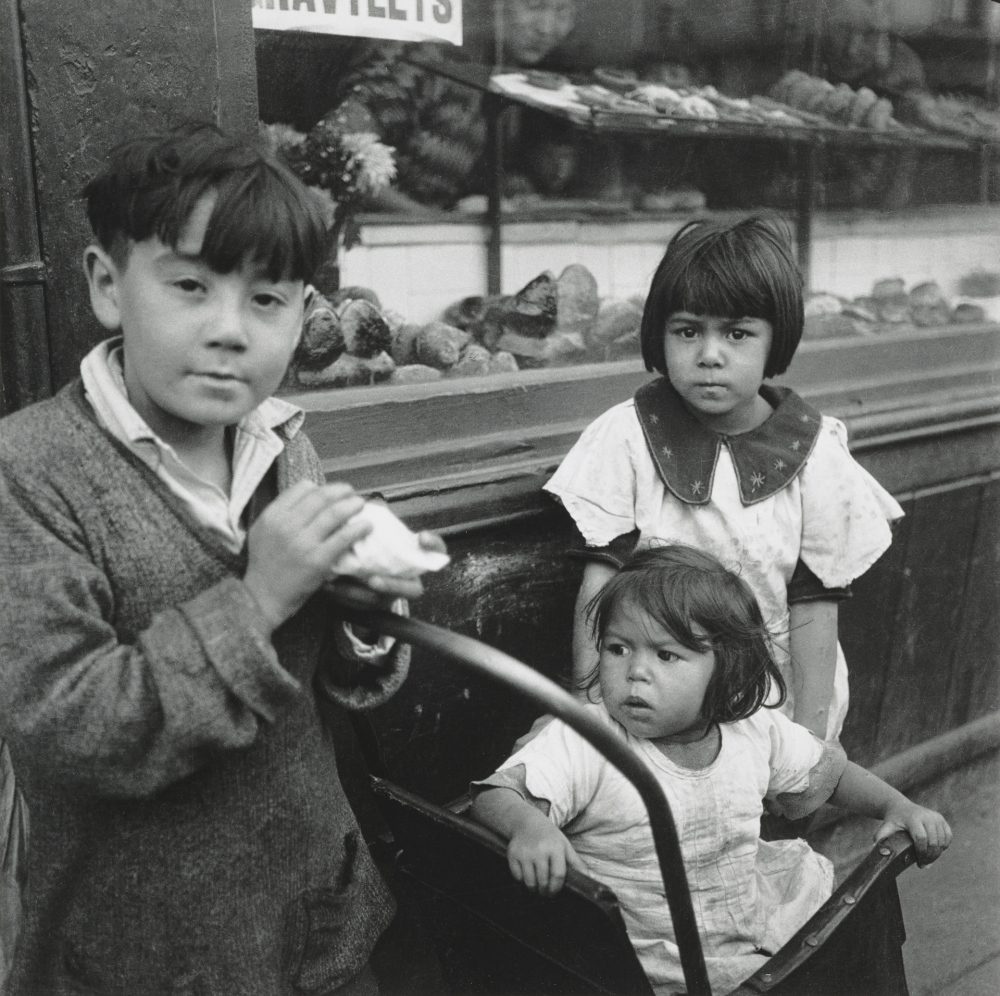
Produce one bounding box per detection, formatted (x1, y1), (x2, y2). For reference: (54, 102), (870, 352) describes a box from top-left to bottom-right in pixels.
(328, 579), (713, 996)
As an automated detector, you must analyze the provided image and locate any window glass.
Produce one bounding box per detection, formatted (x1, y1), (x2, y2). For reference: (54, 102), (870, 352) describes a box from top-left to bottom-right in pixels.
(256, 0), (1000, 397)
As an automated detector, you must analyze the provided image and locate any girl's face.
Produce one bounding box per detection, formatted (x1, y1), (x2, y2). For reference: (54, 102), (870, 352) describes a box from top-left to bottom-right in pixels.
(663, 312), (774, 434)
(598, 602), (716, 745)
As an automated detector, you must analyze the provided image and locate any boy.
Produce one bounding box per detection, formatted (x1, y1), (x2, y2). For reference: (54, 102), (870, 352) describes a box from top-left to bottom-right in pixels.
(0, 122), (442, 995)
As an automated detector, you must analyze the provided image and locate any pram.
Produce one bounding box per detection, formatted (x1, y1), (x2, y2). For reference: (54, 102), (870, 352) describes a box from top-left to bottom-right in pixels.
(332, 582), (915, 996)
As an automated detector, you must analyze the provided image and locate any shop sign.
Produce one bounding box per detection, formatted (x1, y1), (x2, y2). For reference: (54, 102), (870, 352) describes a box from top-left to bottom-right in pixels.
(251, 0), (462, 46)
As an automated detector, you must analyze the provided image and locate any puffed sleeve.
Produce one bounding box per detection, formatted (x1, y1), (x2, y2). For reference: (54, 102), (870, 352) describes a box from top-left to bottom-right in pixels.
(471, 712), (606, 827)
(543, 403), (641, 547)
(798, 417), (904, 588)
(762, 710), (847, 820)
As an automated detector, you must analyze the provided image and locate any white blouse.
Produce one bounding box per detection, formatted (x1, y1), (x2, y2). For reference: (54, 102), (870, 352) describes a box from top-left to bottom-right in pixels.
(544, 394), (903, 739)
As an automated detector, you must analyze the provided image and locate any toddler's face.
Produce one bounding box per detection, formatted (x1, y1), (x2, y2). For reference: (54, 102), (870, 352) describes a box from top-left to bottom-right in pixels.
(662, 312), (773, 435)
(598, 602), (715, 745)
(86, 192), (305, 447)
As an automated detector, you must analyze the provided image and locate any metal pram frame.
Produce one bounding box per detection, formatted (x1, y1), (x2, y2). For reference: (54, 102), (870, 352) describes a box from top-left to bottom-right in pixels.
(333, 583), (915, 996)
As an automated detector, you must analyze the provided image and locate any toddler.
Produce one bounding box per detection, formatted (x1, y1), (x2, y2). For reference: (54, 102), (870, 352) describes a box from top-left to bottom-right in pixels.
(472, 545), (951, 995)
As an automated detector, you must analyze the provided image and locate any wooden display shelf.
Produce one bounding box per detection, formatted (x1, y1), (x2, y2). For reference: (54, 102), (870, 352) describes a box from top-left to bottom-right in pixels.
(289, 322), (1000, 533)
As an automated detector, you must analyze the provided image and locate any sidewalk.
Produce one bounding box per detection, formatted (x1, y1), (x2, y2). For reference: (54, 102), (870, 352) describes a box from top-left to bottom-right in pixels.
(809, 749), (1000, 996)
(897, 752), (1000, 996)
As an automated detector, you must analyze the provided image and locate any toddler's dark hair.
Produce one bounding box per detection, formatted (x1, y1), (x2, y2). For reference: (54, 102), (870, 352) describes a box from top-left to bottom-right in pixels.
(584, 544), (786, 725)
(82, 121), (327, 283)
(639, 215), (804, 379)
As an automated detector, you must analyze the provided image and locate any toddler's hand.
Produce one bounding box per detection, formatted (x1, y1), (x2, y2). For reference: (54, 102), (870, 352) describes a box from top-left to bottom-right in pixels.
(875, 802), (952, 867)
(507, 823), (587, 898)
(244, 480), (371, 632)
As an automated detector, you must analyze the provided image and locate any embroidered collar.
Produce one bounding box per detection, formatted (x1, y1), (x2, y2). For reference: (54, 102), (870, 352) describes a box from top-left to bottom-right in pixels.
(633, 378), (822, 506)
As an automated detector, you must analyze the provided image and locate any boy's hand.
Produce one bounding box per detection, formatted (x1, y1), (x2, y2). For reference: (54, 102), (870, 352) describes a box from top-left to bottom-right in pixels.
(245, 481), (372, 632)
(874, 802), (952, 867)
(364, 531), (448, 600)
(507, 823), (587, 898)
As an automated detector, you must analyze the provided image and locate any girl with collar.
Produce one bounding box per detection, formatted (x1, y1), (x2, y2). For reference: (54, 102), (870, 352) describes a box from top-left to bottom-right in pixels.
(544, 216), (902, 742)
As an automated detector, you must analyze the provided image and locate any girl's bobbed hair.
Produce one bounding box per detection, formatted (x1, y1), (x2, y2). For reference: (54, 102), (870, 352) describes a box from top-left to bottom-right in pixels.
(639, 215), (804, 379)
(585, 544), (786, 725)
(83, 121), (327, 284)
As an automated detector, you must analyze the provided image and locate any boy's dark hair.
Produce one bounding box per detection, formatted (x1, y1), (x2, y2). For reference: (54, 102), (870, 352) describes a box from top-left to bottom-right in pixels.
(639, 215), (804, 380)
(583, 544), (786, 725)
(83, 121), (327, 283)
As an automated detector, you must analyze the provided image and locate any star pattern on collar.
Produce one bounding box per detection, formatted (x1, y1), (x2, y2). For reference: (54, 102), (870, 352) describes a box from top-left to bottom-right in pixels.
(633, 378), (823, 506)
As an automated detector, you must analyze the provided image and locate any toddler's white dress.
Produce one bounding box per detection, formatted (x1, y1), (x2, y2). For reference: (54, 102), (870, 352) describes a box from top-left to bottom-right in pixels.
(477, 704), (847, 995)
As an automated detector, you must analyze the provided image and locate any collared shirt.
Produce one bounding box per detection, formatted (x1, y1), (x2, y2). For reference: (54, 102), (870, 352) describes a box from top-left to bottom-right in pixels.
(632, 378), (823, 506)
(81, 339), (393, 658)
(81, 338), (303, 554)
(543, 378), (904, 740)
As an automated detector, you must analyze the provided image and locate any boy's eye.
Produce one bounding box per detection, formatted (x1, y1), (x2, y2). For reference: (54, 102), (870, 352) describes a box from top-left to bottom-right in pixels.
(252, 292), (284, 308)
(174, 278), (205, 293)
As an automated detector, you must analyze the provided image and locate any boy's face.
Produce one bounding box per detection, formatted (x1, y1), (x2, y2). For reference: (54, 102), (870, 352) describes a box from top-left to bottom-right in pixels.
(84, 194), (305, 446)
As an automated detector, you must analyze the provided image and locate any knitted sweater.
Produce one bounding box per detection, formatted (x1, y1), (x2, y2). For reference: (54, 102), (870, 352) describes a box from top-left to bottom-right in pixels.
(0, 382), (406, 996)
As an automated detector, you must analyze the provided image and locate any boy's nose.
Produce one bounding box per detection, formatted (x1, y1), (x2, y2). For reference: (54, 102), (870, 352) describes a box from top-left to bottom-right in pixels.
(208, 297), (249, 350)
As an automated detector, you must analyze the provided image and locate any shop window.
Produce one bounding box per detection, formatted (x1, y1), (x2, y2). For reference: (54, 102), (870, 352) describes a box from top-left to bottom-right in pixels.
(254, 1), (1000, 523)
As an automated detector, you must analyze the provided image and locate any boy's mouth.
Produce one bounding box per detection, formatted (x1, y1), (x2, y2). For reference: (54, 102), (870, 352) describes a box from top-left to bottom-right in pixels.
(194, 370), (243, 382)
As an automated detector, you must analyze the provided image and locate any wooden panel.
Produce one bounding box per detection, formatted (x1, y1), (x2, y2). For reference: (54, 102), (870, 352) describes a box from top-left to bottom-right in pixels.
(853, 421), (1000, 497)
(357, 475), (997, 800)
(839, 500), (914, 768)
(362, 512), (581, 802)
(296, 326), (1000, 532)
(873, 484), (984, 758)
(943, 477), (1000, 728)
(19, 0), (259, 392)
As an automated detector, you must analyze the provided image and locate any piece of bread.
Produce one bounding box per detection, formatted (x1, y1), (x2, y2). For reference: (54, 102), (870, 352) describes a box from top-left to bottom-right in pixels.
(333, 503), (450, 580)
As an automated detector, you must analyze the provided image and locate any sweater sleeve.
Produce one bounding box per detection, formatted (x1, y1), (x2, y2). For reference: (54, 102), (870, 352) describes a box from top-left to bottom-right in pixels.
(319, 598), (410, 710)
(0, 471), (302, 799)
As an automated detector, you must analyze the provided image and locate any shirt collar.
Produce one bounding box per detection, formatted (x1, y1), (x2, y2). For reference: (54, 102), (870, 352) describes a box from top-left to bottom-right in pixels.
(80, 337), (305, 449)
(633, 377), (822, 506)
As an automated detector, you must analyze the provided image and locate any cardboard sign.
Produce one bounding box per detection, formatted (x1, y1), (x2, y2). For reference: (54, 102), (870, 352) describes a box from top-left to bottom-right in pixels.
(252, 0), (463, 46)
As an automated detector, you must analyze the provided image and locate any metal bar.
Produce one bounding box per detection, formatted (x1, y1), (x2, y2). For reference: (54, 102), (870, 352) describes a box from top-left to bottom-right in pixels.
(0, 0), (54, 413)
(485, 92), (503, 296)
(328, 580), (714, 996)
(808, 711), (1000, 835)
(794, 141), (816, 283)
(1, 261), (47, 285)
